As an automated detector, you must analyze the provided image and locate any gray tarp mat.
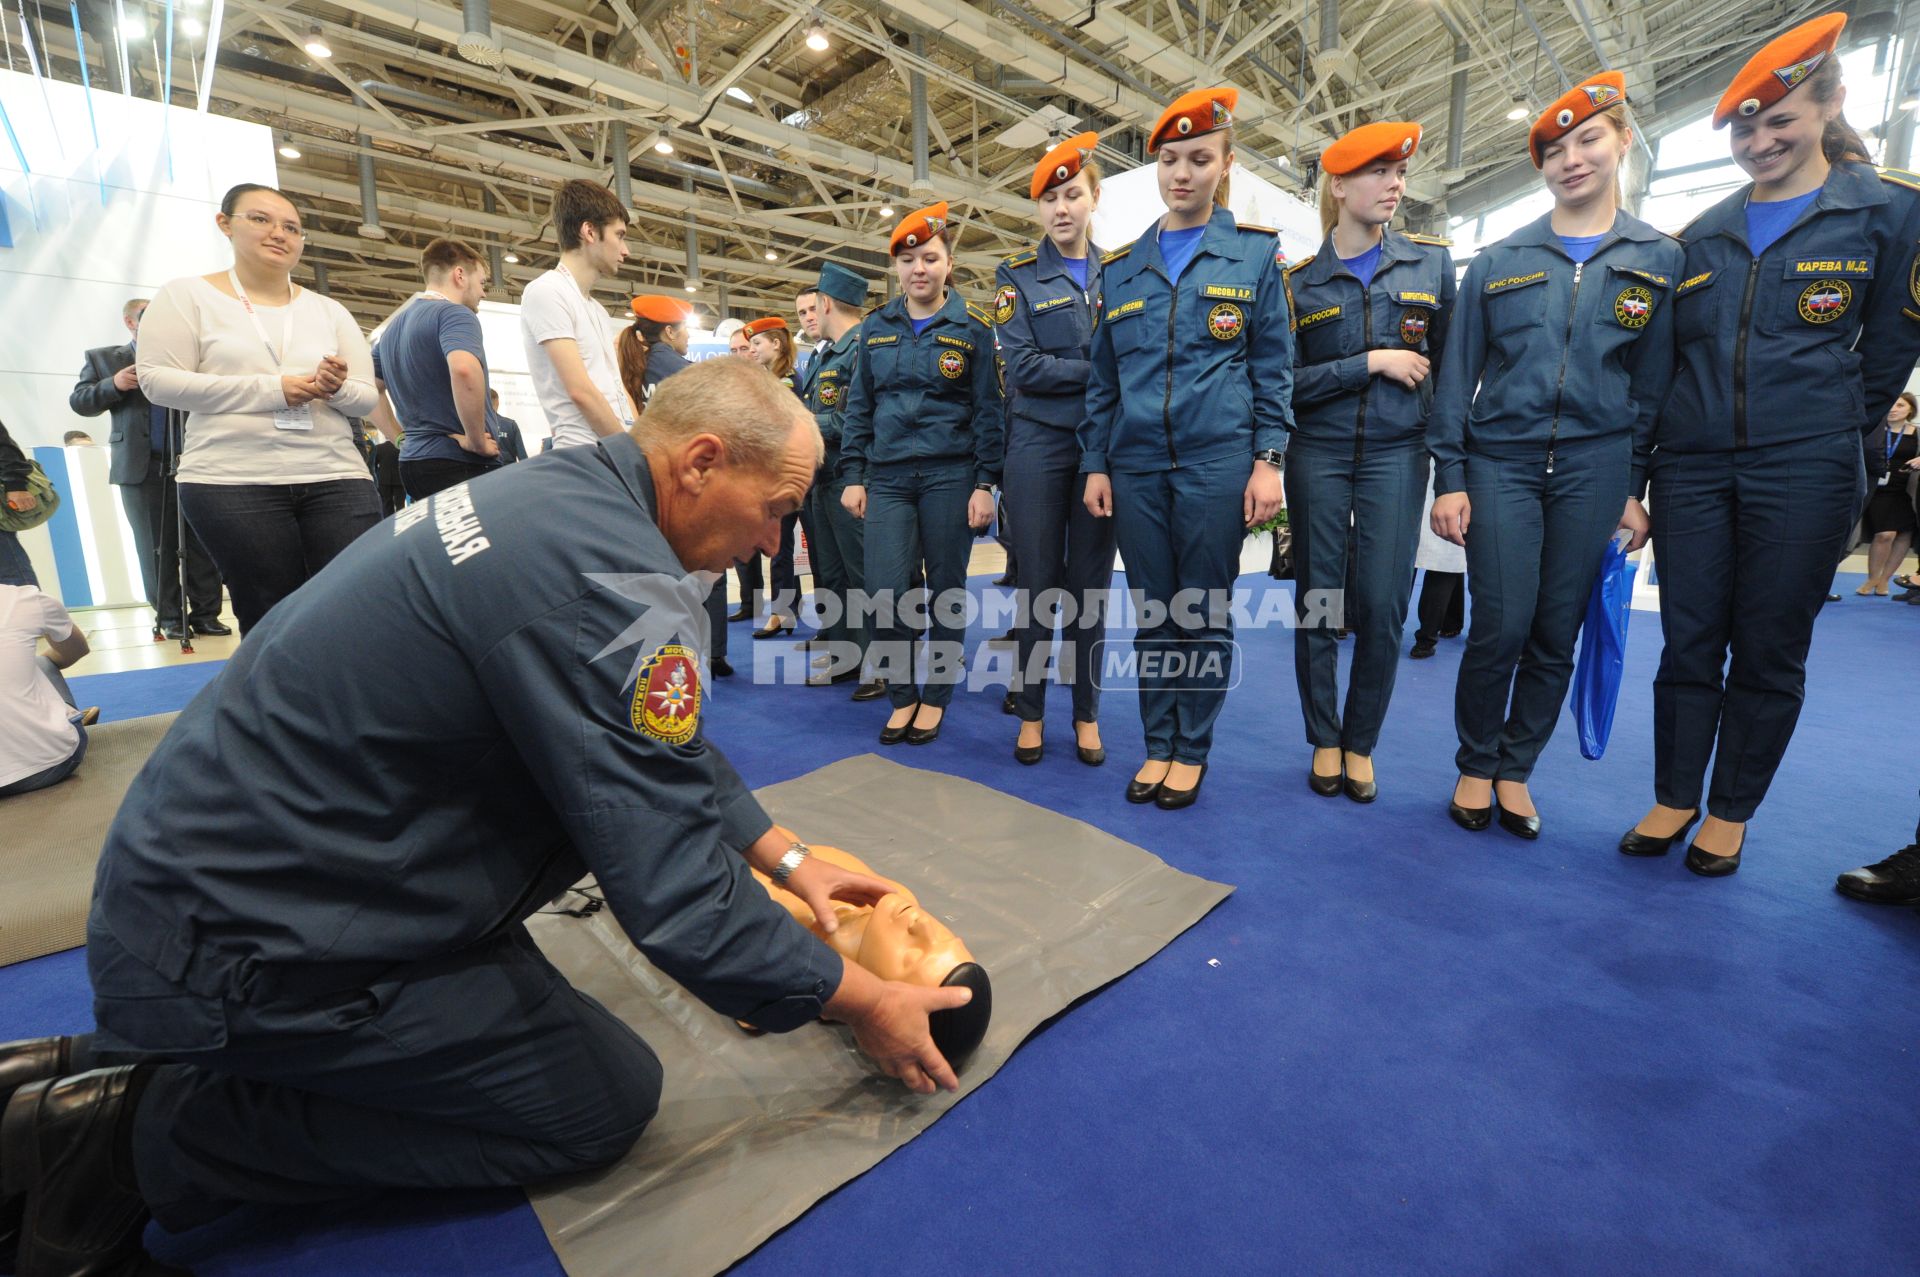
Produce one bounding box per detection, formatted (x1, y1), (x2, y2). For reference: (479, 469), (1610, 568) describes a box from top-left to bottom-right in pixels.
(526, 753), (1233, 1277)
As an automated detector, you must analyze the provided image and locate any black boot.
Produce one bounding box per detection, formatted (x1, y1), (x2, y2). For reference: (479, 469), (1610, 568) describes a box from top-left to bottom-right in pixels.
(0, 1037), (75, 1267)
(1, 1065), (172, 1277)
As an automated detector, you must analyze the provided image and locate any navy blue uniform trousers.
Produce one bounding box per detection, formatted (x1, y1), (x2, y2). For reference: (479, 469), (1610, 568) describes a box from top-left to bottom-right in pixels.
(864, 461), (973, 709)
(1456, 436), (1628, 781)
(1005, 419), (1114, 724)
(1111, 455), (1247, 765)
(807, 444), (870, 672)
(1648, 429), (1863, 821)
(1286, 442), (1429, 754)
(85, 924), (661, 1232)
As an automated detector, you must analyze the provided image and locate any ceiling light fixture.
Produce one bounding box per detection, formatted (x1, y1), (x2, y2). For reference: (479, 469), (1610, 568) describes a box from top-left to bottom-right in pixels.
(655, 139), (674, 154)
(879, 205), (894, 217)
(1505, 99), (1528, 122)
(121, 14), (147, 39)
(503, 251), (519, 264)
(684, 281), (698, 292)
(181, 15), (203, 37)
(726, 86), (753, 104)
(277, 132), (301, 159)
(764, 249), (778, 261)
(804, 13), (828, 52)
(303, 25), (331, 58)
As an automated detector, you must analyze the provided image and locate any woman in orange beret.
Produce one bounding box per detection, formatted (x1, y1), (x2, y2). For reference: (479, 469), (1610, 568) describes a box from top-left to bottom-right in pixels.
(738, 315), (804, 638)
(1625, 14), (1920, 879)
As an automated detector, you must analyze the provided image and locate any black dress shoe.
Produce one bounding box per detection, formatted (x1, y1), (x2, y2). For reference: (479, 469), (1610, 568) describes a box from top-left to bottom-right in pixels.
(188, 619), (232, 636)
(710, 657), (734, 678)
(0, 1037), (75, 1266)
(1073, 723), (1104, 767)
(1836, 845), (1920, 904)
(1496, 805), (1541, 840)
(1, 1065), (156, 1277)
(993, 574), (1014, 587)
(879, 707), (918, 746)
(727, 606), (753, 622)
(1685, 840), (1743, 877)
(1125, 773), (1167, 804)
(1154, 763), (1208, 810)
(1448, 801), (1492, 831)
(807, 669), (859, 687)
(1618, 813), (1698, 858)
(157, 624), (185, 641)
(753, 619), (795, 640)
(1308, 768), (1343, 797)
(1409, 638), (1436, 659)
(1343, 775), (1377, 804)
(1001, 692), (1019, 716)
(851, 680), (887, 702)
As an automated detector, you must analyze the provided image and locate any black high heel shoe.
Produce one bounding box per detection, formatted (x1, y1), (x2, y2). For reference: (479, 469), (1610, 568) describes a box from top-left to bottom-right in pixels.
(879, 702), (919, 746)
(1449, 781), (1493, 831)
(1125, 765), (1170, 804)
(1014, 727), (1043, 765)
(1308, 767), (1343, 798)
(1618, 812), (1699, 857)
(906, 706), (945, 745)
(1685, 834), (1744, 877)
(1496, 805), (1541, 840)
(1073, 721), (1105, 767)
(1155, 763), (1208, 810)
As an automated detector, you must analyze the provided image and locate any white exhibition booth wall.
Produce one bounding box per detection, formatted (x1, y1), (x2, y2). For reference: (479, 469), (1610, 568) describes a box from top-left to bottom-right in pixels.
(1, 67), (277, 606)
(1091, 159), (1323, 266)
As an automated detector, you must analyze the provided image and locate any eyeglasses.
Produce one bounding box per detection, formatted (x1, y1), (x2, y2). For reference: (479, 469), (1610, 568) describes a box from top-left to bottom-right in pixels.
(237, 211), (305, 239)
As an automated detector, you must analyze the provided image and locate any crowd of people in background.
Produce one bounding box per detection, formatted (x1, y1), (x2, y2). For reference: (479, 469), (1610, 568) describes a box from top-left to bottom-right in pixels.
(5, 12), (1919, 904)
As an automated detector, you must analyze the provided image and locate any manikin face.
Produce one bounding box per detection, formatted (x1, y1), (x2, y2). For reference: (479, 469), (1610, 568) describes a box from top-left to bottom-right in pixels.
(1156, 134), (1229, 220)
(1038, 175), (1098, 253)
(1540, 118), (1626, 210)
(1333, 162), (1407, 228)
(895, 241), (949, 304)
(1730, 85), (1842, 190)
(856, 893), (974, 986)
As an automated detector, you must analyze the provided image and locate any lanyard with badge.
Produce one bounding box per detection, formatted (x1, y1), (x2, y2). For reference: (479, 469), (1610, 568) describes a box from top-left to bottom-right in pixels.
(1883, 426), (1910, 486)
(230, 269), (316, 432)
(556, 262), (635, 426)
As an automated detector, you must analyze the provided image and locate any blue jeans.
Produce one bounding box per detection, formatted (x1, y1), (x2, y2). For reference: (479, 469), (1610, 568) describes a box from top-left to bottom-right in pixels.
(179, 480), (381, 634)
(0, 529), (35, 588)
(863, 462), (974, 709)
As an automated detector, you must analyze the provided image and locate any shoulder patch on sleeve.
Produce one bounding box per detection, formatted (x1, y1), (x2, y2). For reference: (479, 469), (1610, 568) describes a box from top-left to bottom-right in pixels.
(1402, 232), (1453, 247)
(1101, 244), (1133, 263)
(1880, 167), (1920, 194)
(1003, 250), (1038, 268)
(965, 301), (993, 327)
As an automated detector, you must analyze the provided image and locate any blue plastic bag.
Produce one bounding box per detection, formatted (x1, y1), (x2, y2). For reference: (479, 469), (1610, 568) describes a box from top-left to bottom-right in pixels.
(1572, 532), (1638, 761)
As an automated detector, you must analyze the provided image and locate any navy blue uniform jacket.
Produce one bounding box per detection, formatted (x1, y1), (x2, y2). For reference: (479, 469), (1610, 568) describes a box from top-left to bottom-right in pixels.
(837, 289), (1005, 487)
(993, 235), (1103, 431)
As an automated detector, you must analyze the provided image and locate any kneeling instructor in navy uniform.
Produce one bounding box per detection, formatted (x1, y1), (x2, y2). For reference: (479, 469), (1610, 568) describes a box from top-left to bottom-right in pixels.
(0, 357), (970, 1276)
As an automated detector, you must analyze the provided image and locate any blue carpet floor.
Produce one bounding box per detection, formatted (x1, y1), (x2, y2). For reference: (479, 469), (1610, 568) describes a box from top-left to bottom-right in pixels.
(5, 572), (1916, 1275)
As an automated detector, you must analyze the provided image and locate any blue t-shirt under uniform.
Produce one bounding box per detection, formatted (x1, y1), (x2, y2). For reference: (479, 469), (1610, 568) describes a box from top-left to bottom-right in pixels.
(909, 312), (938, 336)
(1558, 233), (1606, 265)
(374, 299), (503, 466)
(1339, 241), (1384, 290)
(1060, 256), (1089, 290)
(1745, 188), (1822, 258)
(1159, 225), (1207, 284)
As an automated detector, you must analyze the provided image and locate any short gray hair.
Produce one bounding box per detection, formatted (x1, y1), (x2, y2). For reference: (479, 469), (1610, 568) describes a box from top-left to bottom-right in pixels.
(633, 356), (822, 473)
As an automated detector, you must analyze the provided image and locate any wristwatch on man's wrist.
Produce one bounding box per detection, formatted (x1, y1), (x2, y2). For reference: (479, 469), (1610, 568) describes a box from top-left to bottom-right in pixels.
(1253, 449), (1284, 470)
(771, 840), (811, 885)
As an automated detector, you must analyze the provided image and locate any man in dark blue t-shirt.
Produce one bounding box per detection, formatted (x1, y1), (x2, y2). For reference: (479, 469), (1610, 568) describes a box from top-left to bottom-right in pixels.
(371, 238), (505, 501)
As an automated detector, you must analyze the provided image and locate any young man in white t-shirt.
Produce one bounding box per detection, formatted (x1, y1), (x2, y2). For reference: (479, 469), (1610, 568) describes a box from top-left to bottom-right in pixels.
(519, 180), (633, 450)
(0, 584), (98, 797)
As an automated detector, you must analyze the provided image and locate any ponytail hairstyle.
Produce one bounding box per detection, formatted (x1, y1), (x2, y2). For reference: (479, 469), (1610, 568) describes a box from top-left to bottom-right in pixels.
(1804, 55), (1874, 164)
(1317, 170), (1339, 237)
(618, 317), (673, 415)
(1213, 128), (1235, 208)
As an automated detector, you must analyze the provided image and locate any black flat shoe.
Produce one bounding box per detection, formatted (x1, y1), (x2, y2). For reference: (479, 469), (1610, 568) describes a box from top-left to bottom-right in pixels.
(1155, 763), (1208, 810)
(727, 607), (753, 622)
(1014, 739), (1043, 765)
(189, 619), (232, 636)
(1308, 768), (1343, 797)
(1125, 772), (1168, 804)
(1409, 639), (1436, 659)
(1618, 813), (1698, 857)
(1448, 801), (1492, 831)
(1343, 775), (1377, 804)
(1002, 692), (1019, 716)
(710, 657), (734, 677)
(879, 704), (918, 746)
(1685, 841), (1742, 877)
(851, 680), (888, 701)
(1496, 805), (1541, 840)
(807, 669), (860, 687)
(1836, 845), (1920, 904)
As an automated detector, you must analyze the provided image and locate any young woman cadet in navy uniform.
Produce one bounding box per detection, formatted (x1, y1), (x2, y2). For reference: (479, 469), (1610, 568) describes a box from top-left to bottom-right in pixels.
(1622, 14), (1920, 876)
(1427, 71), (1682, 840)
(994, 132), (1114, 768)
(840, 203), (1004, 746)
(738, 315), (804, 639)
(1080, 88), (1292, 810)
(1285, 121), (1455, 804)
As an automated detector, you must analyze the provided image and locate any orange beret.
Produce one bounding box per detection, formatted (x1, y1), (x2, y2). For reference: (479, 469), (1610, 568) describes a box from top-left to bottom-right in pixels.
(889, 201), (950, 255)
(1322, 121), (1422, 176)
(741, 316), (788, 338)
(1714, 13), (1846, 128)
(1529, 71), (1627, 167)
(630, 295), (692, 324)
(1148, 87), (1237, 155)
(1031, 131), (1100, 200)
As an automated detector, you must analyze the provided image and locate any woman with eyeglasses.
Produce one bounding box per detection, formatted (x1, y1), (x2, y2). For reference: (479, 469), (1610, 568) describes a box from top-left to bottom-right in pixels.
(136, 183), (380, 635)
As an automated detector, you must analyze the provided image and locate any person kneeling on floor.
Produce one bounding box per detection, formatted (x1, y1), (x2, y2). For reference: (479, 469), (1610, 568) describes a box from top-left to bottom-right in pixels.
(0, 357), (970, 1276)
